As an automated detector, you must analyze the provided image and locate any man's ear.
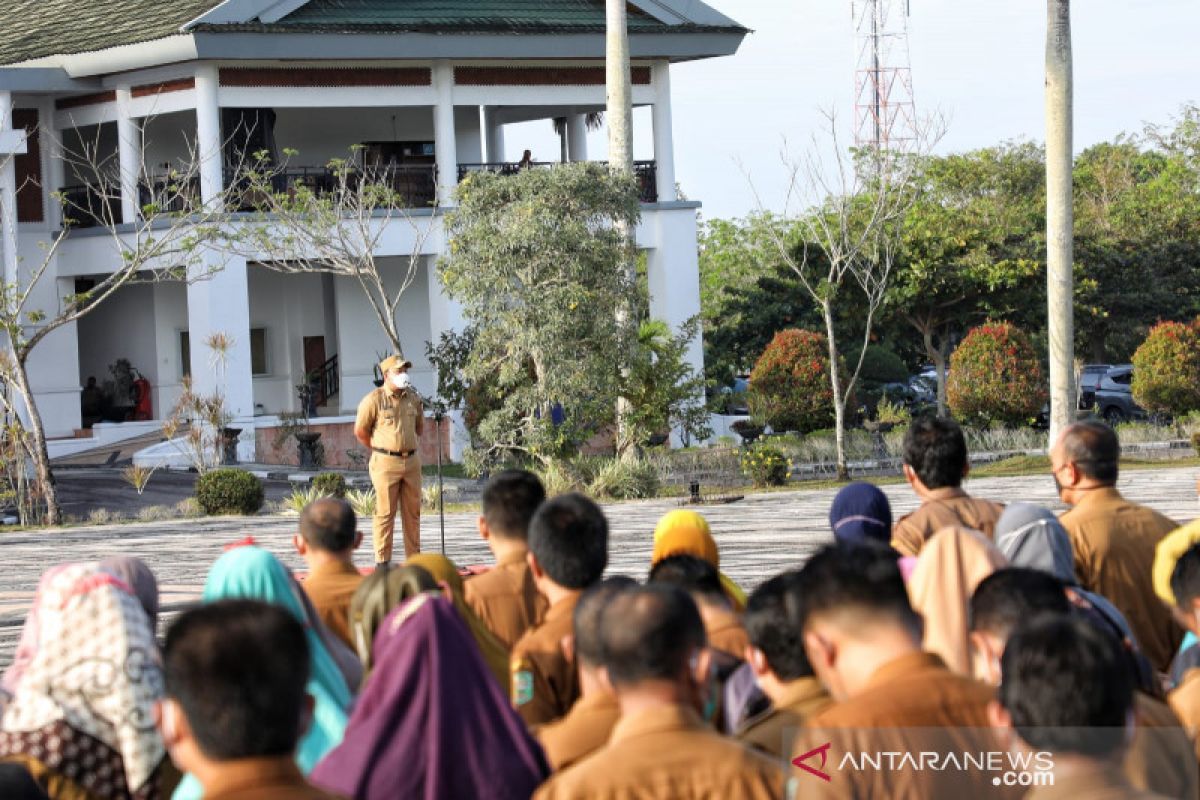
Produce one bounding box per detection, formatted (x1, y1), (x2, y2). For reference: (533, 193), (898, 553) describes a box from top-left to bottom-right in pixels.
(352, 531), (363, 551)
(803, 630), (834, 673)
(292, 534), (308, 557)
(477, 515), (491, 542)
(961, 461), (971, 480)
(298, 693), (316, 740)
(745, 645), (771, 679)
(155, 698), (187, 749)
(969, 631), (1002, 686)
(561, 633), (575, 663)
(527, 551), (545, 580)
(987, 699), (1015, 749)
(691, 646), (713, 688)
(902, 464), (918, 487)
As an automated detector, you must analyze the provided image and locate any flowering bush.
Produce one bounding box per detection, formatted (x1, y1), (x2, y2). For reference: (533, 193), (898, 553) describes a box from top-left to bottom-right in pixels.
(947, 321), (1046, 427)
(1131, 319), (1200, 416)
(740, 444), (791, 487)
(747, 329), (837, 434)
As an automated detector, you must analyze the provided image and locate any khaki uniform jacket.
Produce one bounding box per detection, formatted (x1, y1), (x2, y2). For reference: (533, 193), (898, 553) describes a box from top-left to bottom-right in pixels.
(355, 386), (423, 453)
(511, 594), (580, 728)
(1125, 690), (1198, 799)
(1169, 667), (1200, 765)
(1025, 765), (1172, 800)
(302, 560), (365, 651)
(737, 677), (832, 760)
(464, 551), (548, 651)
(793, 652), (1012, 799)
(536, 691), (621, 771)
(204, 759), (345, 800)
(1059, 488), (1182, 671)
(534, 704), (784, 800)
(891, 488), (1005, 556)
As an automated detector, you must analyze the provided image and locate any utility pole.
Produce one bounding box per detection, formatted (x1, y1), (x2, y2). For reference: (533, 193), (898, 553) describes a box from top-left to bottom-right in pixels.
(852, 0), (916, 151)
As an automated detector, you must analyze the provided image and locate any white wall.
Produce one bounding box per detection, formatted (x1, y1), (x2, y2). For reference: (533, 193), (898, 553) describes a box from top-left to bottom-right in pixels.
(247, 265), (332, 414)
(16, 230), (79, 437)
(151, 281), (187, 417)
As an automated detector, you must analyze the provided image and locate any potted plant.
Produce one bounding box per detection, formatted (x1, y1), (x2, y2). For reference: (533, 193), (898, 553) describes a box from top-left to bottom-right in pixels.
(294, 376), (323, 469)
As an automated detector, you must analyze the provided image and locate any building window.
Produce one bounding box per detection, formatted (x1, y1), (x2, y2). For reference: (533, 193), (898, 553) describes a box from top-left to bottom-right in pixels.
(179, 328), (269, 378)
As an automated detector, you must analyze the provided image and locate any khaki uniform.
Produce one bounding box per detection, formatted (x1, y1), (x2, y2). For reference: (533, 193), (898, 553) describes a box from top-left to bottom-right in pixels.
(1059, 487), (1182, 672)
(510, 594), (580, 729)
(464, 550), (548, 650)
(301, 561), (365, 651)
(1025, 765), (1172, 800)
(1169, 667), (1200, 764)
(1125, 690), (1198, 798)
(737, 677), (832, 759)
(536, 690), (621, 771)
(534, 704), (783, 800)
(355, 385), (424, 563)
(891, 487), (1005, 556)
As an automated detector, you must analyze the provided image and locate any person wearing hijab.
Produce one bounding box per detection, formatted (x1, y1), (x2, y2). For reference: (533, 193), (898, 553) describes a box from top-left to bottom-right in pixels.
(907, 526), (1007, 675)
(0, 565), (167, 800)
(651, 510), (747, 611)
(349, 565), (440, 681)
(828, 482), (892, 546)
(171, 546), (351, 800)
(406, 553), (511, 694)
(311, 594), (549, 800)
(98, 557), (159, 625)
(1153, 518), (1200, 669)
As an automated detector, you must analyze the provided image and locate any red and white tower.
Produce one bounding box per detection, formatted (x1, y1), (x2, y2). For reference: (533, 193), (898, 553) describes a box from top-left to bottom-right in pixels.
(852, 0), (916, 150)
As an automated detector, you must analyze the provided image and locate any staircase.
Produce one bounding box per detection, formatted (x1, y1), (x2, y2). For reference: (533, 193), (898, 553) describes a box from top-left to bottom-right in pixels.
(308, 354), (340, 414)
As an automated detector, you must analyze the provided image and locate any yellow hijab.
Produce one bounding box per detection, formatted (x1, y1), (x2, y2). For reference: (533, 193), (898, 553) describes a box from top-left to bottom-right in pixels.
(1153, 519), (1200, 607)
(652, 509), (747, 611)
(406, 553), (511, 694)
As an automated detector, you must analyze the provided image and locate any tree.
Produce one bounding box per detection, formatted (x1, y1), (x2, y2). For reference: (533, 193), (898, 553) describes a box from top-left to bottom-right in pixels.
(1045, 0), (1076, 442)
(947, 321), (1047, 427)
(438, 163), (641, 466)
(1130, 319), (1200, 416)
(747, 329), (837, 434)
(0, 124), (224, 525)
(226, 148), (435, 358)
(623, 318), (711, 449)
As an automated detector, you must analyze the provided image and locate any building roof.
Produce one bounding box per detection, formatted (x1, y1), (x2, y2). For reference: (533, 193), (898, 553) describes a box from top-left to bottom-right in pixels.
(0, 0), (745, 67)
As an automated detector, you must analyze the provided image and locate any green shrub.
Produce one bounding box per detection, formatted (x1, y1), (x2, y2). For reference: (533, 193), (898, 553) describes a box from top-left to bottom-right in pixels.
(740, 444), (791, 487)
(311, 472), (347, 498)
(586, 458), (660, 500)
(282, 484), (323, 514)
(849, 344), (909, 384)
(346, 488), (376, 518)
(747, 329), (837, 434)
(195, 468), (264, 515)
(947, 321), (1046, 427)
(1131, 318), (1200, 416)
(537, 460), (582, 496)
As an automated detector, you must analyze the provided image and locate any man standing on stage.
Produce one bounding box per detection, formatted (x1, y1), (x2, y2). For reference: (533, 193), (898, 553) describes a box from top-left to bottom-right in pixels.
(355, 355), (423, 566)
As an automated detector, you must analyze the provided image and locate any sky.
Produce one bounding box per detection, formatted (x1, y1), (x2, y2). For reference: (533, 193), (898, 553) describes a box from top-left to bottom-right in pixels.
(505, 0), (1200, 221)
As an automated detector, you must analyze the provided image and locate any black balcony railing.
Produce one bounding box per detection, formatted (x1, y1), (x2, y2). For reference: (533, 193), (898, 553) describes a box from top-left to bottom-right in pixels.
(59, 184), (119, 229)
(138, 174), (202, 215)
(224, 164), (438, 211)
(457, 160), (660, 203)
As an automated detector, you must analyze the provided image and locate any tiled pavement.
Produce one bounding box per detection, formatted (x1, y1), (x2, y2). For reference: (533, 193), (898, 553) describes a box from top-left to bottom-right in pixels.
(1, 466), (1197, 668)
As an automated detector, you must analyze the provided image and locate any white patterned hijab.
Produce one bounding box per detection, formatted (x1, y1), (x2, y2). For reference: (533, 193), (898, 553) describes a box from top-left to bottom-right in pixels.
(0, 566), (165, 795)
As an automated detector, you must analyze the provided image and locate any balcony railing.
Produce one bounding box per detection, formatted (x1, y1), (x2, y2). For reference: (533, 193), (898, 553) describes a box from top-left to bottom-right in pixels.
(457, 160), (659, 203)
(224, 165), (437, 212)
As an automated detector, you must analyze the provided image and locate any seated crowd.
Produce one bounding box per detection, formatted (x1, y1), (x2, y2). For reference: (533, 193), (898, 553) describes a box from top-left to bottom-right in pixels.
(2, 418), (1200, 799)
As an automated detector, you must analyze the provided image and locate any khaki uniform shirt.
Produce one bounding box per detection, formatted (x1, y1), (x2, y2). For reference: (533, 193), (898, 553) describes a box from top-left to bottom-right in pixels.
(534, 704), (784, 800)
(204, 758), (344, 800)
(1025, 765), (1172, 800)
(1059, 488), (1181, 671)
(1169, 667), (1200, 765)
(794, 651), (1010, 799)
(891, 488), (1005, 556)
(704, 606), (751, 661)
(511, 594), (580, 728)
(464, 550), (548, 650)
(302, 561), (365, 651)
(737, 677), (832, 759)
(536, 690), (621, 771)
(355, 386), (424, 454)
(1125, 690), (1198, 799)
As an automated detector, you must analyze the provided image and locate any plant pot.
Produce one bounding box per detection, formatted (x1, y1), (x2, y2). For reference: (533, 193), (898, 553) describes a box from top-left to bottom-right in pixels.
(295, 431), (323, 470)
(221, 427), (243, 465)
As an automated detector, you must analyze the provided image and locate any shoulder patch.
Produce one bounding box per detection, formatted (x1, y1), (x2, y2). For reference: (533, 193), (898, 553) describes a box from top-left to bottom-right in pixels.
(513, 669), (534, 706)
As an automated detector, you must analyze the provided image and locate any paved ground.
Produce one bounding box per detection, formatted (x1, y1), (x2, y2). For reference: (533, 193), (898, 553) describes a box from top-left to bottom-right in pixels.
(1, 465), (1197, 668)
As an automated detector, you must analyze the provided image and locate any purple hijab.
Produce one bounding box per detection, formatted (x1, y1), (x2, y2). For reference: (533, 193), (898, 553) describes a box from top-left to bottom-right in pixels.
(311, 594), (548, 800)
(98, 556), (159, 623)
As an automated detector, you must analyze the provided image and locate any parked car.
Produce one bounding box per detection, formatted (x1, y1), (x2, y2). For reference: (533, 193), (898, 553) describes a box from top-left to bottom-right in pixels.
(716, 375), (750, 415)
(1094, 364), (1146, 424)
(1077, 363), (1113, 410)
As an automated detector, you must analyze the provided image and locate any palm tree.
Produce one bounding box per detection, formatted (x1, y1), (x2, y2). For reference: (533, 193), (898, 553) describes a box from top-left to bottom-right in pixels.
(550, 112), (605, 162)
(1045, 0), (1076, 442)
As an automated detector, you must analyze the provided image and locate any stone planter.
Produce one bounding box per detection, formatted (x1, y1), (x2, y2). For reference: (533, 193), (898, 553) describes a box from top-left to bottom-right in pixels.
(295, 431), (323, 470)
(221, 427), (242, 465)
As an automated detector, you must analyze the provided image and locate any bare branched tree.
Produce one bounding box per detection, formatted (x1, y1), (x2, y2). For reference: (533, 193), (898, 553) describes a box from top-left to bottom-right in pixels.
(751, 109), (944, 480)
(224, 148), (436, 359)
(0, 117), (227, 525)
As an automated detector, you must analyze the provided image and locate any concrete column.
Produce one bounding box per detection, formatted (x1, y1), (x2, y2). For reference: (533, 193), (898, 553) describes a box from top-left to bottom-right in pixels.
(651, 62), (677, 202)
(193, 64), (224, 208)
(115, 86), (141, 224)
(432, 63), (458, 205)
(481, 106), (505, 163)
(566, 114), (588, 162)
(39, 98), (64, 229)
(0, 91), (19, 288)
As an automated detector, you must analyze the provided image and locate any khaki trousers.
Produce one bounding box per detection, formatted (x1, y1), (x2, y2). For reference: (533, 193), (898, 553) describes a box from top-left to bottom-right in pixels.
(369, 451), (421, 563)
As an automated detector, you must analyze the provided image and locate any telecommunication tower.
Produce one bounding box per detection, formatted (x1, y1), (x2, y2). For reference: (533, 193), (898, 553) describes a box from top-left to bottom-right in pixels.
(852, 0), (916, 150)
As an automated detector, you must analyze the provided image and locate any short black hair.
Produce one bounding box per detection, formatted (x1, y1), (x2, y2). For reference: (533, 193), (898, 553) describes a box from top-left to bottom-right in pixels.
(969, 568), (1069, 638)
(299, 497), (357, 552)
(1061, 421), (1119, 484)
(164, 599), (310, 760)
(481, 470), (546, 541)
(793, 542), (918, 635)
(903, 416), (968, 489)
(1171, 543), (1200, 611)
(999, 614), (1132, 757)
(574, 576), (639, 666)
(647, 554), (726, 605)
(744, 571), (813, 680)
(527, 492), (608, 589)
(600, 584), (706, 687)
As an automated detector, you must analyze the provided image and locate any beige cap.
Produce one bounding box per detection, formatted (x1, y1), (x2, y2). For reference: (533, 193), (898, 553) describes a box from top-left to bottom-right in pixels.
(379, 355), (413, 373)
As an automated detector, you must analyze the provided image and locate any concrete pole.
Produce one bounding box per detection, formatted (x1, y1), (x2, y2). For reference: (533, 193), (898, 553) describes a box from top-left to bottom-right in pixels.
(1045, 0), (1076, 445)
(193, 65), (224, 208)
(481, 106), (505, 164)
(605, 0), (634, 175)
(566, 114), (588, 162)
(651, 62), (676, 202)
(40, 98), (63, 230)
(432, 63), (459, 205)
(0, 91), (19, 289)
(115, 86), (141, 224)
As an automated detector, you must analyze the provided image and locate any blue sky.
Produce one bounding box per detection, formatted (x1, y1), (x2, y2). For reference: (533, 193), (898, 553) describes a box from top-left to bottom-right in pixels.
(507, 0), (1199, 221)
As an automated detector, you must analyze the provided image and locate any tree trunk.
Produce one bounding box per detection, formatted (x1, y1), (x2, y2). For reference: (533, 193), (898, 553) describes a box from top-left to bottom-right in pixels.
(822, 299), (849, 481)
(1046, 0), (1076, 444)
(11, 357), (61, 526)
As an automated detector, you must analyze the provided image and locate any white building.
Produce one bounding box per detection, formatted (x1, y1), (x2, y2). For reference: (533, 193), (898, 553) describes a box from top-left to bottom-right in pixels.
(0, 0), (746, 464)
